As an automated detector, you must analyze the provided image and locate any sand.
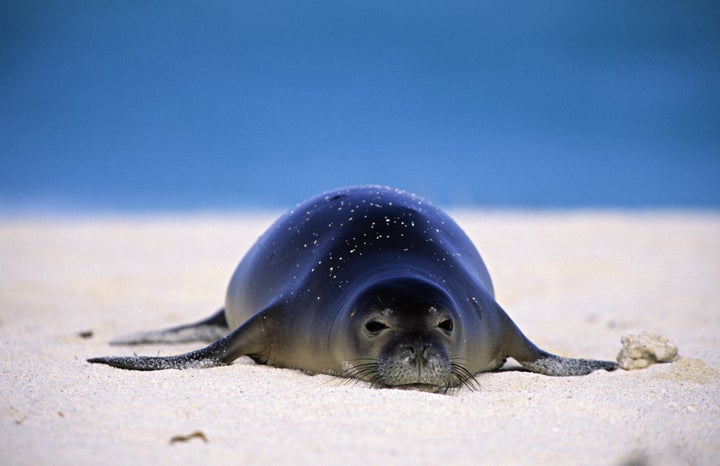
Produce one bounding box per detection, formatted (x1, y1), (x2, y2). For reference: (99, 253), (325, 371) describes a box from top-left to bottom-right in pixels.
(1, 210), (719, 465)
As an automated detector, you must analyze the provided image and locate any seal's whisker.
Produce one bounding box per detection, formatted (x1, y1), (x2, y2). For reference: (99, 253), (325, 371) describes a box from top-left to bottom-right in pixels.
(450, 361), (481, 391)
(340, 361), (380, 382)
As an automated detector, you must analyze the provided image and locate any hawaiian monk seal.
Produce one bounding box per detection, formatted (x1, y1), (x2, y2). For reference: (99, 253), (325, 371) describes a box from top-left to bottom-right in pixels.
(88, 185), (617, 392)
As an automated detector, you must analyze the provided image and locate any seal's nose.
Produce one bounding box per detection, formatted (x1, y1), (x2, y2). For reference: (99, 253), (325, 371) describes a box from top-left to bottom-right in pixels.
(401, 341), (432, 363)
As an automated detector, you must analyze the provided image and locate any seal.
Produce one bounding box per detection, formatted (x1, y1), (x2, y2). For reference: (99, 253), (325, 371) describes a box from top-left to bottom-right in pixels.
(88, 185), (617, 392)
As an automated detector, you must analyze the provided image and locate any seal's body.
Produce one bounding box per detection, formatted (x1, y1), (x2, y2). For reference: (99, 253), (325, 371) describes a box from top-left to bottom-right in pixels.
(89, 186), (616, 391)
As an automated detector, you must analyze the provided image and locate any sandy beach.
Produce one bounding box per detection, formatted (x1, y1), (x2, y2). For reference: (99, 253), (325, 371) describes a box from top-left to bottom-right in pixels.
(2, 210), (719, 465)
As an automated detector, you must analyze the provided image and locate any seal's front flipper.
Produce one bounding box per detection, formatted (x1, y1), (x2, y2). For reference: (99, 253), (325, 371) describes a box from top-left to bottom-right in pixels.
(109, 308), (228, 345)
(518, 350), (618, 376)
(87, 342), (227, 370)
(88, 308), (271, 371)
(497, 303), (618, 376)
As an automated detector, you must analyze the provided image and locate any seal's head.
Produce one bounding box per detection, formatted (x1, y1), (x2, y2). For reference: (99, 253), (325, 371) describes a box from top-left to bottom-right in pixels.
(332, 276), (477, 392)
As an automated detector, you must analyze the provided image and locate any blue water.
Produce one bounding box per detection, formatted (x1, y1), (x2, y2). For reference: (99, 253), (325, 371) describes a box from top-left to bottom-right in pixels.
(2, 1), (719, 212)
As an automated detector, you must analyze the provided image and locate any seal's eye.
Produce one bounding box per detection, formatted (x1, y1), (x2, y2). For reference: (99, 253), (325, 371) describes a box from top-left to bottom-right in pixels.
(364, 320), (388, 334)
(438, 318), (454, 332)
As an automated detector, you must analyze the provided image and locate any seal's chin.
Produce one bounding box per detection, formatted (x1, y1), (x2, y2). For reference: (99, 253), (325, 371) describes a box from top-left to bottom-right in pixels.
(374, 360), (458, 393)
(341, 358), (478, 393)
(341, 339), (479, 392)
(340, 359), (454, 391)
(392, 383), (446, 393)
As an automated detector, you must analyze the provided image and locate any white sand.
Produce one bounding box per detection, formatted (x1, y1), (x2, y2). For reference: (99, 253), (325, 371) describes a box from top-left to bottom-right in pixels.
(2, 211), (719, 465)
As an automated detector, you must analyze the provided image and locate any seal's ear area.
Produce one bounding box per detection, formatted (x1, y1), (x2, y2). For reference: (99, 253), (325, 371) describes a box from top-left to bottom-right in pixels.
(109, 308), (229, 346)
(87, 305), (277, 371)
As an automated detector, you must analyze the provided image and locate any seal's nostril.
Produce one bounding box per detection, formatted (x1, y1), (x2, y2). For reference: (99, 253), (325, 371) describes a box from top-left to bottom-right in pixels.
(403, 343), (433, 359)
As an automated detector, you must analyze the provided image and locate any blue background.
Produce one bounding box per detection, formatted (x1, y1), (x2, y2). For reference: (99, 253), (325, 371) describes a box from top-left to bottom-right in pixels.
(2, 1), (719, 212)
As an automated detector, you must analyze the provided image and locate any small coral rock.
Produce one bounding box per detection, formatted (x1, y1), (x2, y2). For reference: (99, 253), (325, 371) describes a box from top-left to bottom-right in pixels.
(617, 332), (679, 370)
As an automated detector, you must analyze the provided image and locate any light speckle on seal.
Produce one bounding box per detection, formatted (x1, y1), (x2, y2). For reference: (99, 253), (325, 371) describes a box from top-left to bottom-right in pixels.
(88, 185), (618, 392)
